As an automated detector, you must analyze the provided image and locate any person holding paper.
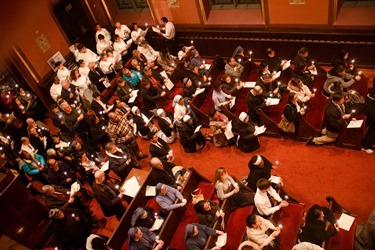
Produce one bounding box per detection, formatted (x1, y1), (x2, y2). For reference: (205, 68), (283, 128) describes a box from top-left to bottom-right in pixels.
(149, 134), (173, 162)
(143, 66), (163, 89)
(157, 48), (176, 76)
(256, 62), (280, 98)
(212, 83), (233, 112)
(262, 48), (284, 73)
(156, 183), (186, 217)
(293, 47), (316, 86)
(149, 157), (184, 190)
(208, 109), (229, 148)
(247, 155), (278, 192)
(114, 21), (131, 41)
(254, 178), (288, 218)
(140, 80), (166, 116)
(115, 77), (134, 103)
(87, 61), (107, 93)
(183, 77), (198, 99)
(246, 86), (270, 125)
(138, 40), (159, 62)
(178, 43), (194, 61)
(157, 17), (176, 54)
(299, 204), (339, 246)
(323, 64), (361, 97)
(93, 170), (126, 220)
(195, 200), (224, 227)
(190, 64), (211, 88)
(184, 223), (224, 250)
(113, 35), (131, 62)
(131, 206), (161, 230)
(130, 22), (148, 45)
(128, 226), (164, 250)
(243, 213), (280, 249)
(232, 112), (260, 153)
(288, 77), (315, 103)
(180, 115), (206, 153)
(122, 67), (142, 89)
(220, 74), (242, 96)
(361, 88), (375, 154)
(190, 49), (208, 76)
(86, 110), (111, 149)
(76, 44), (99, 64)
(281, 92), (306, 136)
(225, 57), (244, 80)
(156, 108), (177, 144)
(306, 92), (354, 146)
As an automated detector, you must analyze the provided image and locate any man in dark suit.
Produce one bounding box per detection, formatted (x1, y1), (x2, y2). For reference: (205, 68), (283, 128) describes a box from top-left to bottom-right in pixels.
(149, 133), (173, 162)
(307, 92), (353, 145)
(88, 61), (107, 93)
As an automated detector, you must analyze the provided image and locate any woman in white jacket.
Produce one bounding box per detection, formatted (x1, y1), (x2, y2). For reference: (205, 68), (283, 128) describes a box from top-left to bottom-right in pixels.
(287, 77), (315, 104)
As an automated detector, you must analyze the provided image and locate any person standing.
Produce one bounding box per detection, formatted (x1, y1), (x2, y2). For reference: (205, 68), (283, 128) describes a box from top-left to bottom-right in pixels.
(157, 17), (176, 54)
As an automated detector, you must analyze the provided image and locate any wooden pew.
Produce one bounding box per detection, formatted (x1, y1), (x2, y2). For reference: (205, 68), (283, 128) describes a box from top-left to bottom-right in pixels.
(336, 114), (366, 150)
(323, 196), (358, 250)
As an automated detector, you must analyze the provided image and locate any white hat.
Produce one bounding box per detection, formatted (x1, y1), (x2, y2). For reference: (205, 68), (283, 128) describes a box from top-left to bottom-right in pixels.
(131, 106), (139, 115)
(173, 95), (182, 107)
(183, 115), (191, 123)
(239, 112), (248, 122)
(254, 155), (262, 165)
(157, 108), (165, 117)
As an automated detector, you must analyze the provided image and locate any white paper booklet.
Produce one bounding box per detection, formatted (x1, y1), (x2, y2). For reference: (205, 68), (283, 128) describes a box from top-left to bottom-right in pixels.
(164, 78), (174, 90)
(255, 125), (266, 135)
(128, 89), (139, 103)
(229, 97), (236, 109)
(282, 60), (291, 71)
(194, 125), (202, 134)
(347, 120), (363, 128)
(101, 161), (109, 172)
(272, 71), (281, 79)
(243, 81), (256, 88)
(203, 63), (211, 71)
(122, 176), (141, 198)
(103, 78), (111, 88)
(151, 218), (164, 230)
(309, 68), (318, 76)
(269, 175), (282, 184)
(224, 120), (234, 140)
(267, 98), (280, 106)
(152, 26), (160, 33)
(337, 213), (355, 231)
(194, 88), (205, 96)
(216, 233), (227, 247)
(70, 181), (80, 197)
(145, 185), (156, 196)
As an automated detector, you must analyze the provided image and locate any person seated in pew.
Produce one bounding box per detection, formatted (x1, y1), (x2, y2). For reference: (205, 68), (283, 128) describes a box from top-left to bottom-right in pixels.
(138, 40), (159, 62)
(355, 208), (375, 250)
(183, 77), (198, 100)
(233, 45), (252, 66)
(190, 64), (211, 88)
(254, 179), (288, 218)
(247, 155), (279, 192)
(115, 77), (134, 104)
(287, 77), (315, 104)
(85, 110), (110, 150)
(131, 106), (158, 139)
(156, 183), (187, 217)
(131, 206), (161, 230)
(220, 73), (242, 96)
(262, 48), (285, 73)
(215, 167), (254, 210)
(257, 62), (280, 98)
(122, 67), (142, 89)
(212, 83), (233, 112)
(225, 57), (244, 80)
(180, 114), (206, 153)
(293, 47), (316, 87)
(362, 88), (375, 154)
(280, 92), (306, 136)
(149, 157), (184, 190)
(306, 92), (355, 146)
(208, 109), (229, 148)
(194, 200), (224, 227)
(184, 223), (224, 250)
(190, 49), (208, 76)
(149, 133), (174, 162)
(143, 66), (164, 89)
(246, 86), (271, 125)
(140, 79), (167, 116)
(232, 112), (261, 153)
(323, 64), (361, 97)
(240, 213), (281, 250)
(156, 108), (177, 144)
(19, 150), (50, 184)
(331, 49), (358, 75)
(157, 48), (176, 76)
(131, 50), (148, 72)
(178, 43), (194, 61)
(128, 226), (164, 250)
(292, 242), (324, 250)
(299, 204), (339, 246)
(93, 170), (126, 220)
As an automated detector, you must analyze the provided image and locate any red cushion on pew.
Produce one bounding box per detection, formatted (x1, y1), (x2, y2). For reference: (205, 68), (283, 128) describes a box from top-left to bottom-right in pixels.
(278, 203), (305, 250)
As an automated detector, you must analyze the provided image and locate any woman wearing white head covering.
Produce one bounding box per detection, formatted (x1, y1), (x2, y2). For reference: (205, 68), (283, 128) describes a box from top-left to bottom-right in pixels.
(131, 106), (158, 139)
(232, 112), (261, 153)
(180, 115), (206, 153)
(156, 108), (176, 143)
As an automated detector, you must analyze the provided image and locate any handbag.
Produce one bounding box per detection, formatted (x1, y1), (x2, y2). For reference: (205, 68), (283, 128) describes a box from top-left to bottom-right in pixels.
(191, 188), (204, 204)
(278, 115), (295, 133)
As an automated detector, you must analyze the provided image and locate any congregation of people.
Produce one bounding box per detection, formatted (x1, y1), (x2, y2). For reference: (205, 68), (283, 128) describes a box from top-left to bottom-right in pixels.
(0, 15), (374, 250)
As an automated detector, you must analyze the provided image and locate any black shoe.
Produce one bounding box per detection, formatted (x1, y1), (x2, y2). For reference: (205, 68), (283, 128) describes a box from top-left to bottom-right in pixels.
(137, 153), (148, 160)
(306, 136), (314, 145)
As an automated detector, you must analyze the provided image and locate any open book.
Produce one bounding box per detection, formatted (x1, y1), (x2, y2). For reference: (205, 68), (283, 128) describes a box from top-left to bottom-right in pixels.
(216, 233), (227, 247)
(282, 60), (291, 71)
(229, 97), (236, 109)
(128, 89), (139, 103)
(255, 125), (266, 135)
(224, 120), (234, 140)
(347, 120), (363, 128)
(266, 98), (280, 106)
(194, 125), (202, 134)
(194, 88), (205, 96)
(269, 175), (282, 185)
(152, 26), (160, 33)
(243, 81), (256, 88)
(151, 218), (164, 231)
(122, 176), (141, 198)
(272, 71), (281, 79)
(70, 181), (80, 197)
(203, 63), (211, 71)
(145, 185), (156, 196)
(103, 78), (111, 88)
(309, 68), (318, 76)
(101, 161), (109, 172)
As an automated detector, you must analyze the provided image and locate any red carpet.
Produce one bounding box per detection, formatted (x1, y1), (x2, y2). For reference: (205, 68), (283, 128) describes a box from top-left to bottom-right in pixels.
(137, 133), (373, 224)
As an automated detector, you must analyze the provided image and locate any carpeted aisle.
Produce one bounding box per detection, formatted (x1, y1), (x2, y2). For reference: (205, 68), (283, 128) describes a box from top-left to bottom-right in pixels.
(137, 133), (374, 224)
